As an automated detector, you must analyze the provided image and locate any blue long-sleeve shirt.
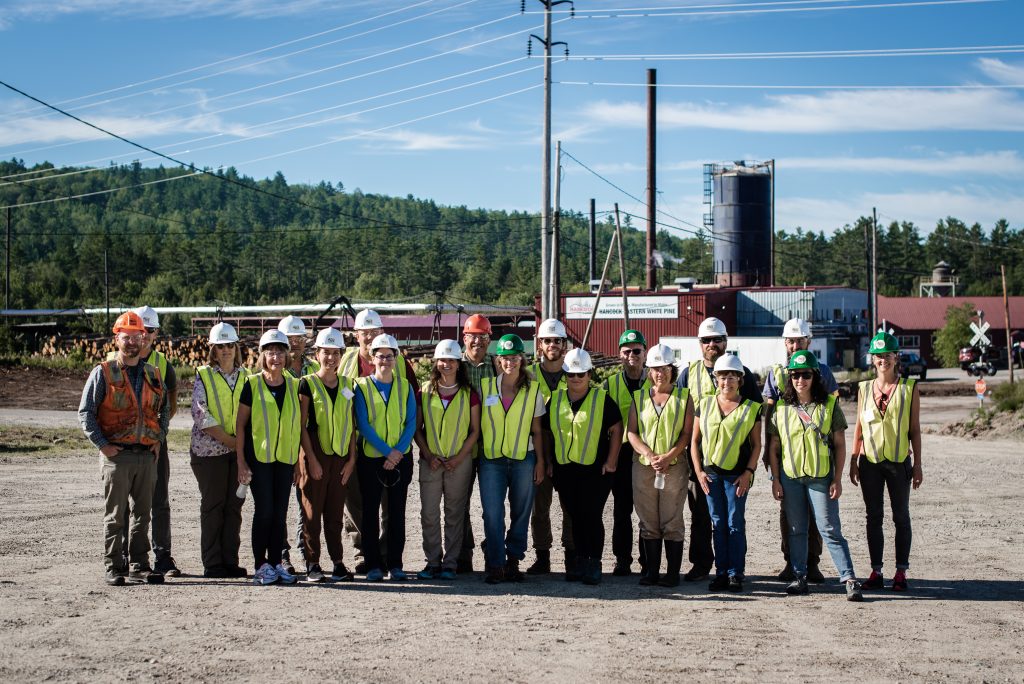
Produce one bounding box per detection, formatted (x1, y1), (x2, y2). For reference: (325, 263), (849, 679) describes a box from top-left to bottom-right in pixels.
(353, 376), (417, 455)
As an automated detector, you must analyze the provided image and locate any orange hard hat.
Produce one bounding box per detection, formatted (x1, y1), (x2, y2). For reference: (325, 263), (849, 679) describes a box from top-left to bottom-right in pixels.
(463, 314), (492, 335)
(112, 311), (146, 334)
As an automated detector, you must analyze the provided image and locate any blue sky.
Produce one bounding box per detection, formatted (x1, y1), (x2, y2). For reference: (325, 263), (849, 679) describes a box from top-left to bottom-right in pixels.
(1, 0), (1022, 245)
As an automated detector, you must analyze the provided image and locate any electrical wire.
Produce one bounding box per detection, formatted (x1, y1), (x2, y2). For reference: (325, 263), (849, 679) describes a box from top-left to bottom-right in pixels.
(556, 81), (1024, 89)
(558, 44), (1024, 61)
(550, 0), (995, 19)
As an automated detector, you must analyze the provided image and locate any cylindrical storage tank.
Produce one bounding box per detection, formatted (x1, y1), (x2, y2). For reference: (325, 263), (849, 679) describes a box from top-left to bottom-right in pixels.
(712, 164), (772, 287)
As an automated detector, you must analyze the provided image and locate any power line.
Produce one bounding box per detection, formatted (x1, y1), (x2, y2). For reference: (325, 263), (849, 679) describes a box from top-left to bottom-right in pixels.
(547, 0), (996, 18)
(556, 81), (1024, 89)
(559, 44), (1024, 61)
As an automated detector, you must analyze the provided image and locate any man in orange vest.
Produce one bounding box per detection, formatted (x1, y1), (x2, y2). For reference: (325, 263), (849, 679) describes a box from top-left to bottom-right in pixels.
(79, 312), (172, 586)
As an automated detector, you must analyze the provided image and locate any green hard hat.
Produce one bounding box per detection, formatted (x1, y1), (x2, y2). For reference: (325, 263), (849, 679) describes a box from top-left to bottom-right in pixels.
(868, 332), (899, 354)
(787, 350), (820, 371)
(495, 334), (525, 356)
(618, 329), (647, 348)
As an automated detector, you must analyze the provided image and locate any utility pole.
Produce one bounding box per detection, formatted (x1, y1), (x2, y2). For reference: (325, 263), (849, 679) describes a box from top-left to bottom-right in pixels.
(4, 207), (10, 312)
(872, 207), (879, 333)
(1003, 264), (1014, 384)
(645, 68), (657, 291)
(529, 0), (571, 319)
(768, 159), (776, 286)
(863, 217), (872, 336)
(588, 198), (597, 282)
(550, 140), (562, 319)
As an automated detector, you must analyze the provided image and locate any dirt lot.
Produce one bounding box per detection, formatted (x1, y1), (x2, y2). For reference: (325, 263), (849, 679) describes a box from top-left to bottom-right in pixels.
(1, 383), (1022, 682)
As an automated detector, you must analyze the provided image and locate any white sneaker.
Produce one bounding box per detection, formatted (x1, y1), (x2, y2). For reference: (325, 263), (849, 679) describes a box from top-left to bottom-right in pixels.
(275, 563), (297, 584)
(254, 563), (278, 586)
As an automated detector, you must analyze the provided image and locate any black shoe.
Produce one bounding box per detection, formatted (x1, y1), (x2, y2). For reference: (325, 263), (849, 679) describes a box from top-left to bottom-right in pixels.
(786, 576), (809, 595)
(203, 565), (229, 578)
(154, 556), (181, 577)
(456, 557), (474, 574)
(581, 558), (602, 586)
(526, 550), (550, 575)
(484, 566), (504, 584)
(281, 551), (296, 576)
(354, 560), (369, 575)
(224, 565), (248, 578)
(727, 575), (743, 592)
(806, 565), (826, 584)
(330, 563), (355, 582)
(708, 575), (729, 591)
(638, 539), (662, 586)
(684, 566), (710, 582)
(612, 559), (632, 577)
(129, 568), (164, 584)
(563, 551), (578, 576)
(777, 565), (796, 582)
(105, 569), (125, 586)
(504, 559), (524, 582)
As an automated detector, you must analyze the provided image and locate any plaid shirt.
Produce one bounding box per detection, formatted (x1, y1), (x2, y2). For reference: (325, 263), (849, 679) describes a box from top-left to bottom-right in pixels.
(463, 352), (495, 458)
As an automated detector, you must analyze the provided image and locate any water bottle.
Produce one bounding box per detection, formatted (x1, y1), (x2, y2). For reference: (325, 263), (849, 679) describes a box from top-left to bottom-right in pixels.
(236, 482), (249, 500)
(654, 472), (665, 490)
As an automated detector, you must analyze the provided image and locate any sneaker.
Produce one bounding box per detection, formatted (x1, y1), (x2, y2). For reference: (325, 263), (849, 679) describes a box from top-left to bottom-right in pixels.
(484, 566), (504, 584)
(892, 570), (908, 592)
(306, 564), (326, 583)
(439, 568), (457, 580)
(846, 579), (864, 602)
(727, 575), (744, 593)
(786, 576), (809, 595)
(862, 570), (884, 590)
(366, 568), (385, 582)
(104, 569), (126, 586)
(128, 568), (164, 584)
(806, 565), (825, 584)
(330, 563), (355, 582)
(254, 563), (278, 586)
(504, 559), (524, 583)
(684, 567), (710, 582)
(776, 565), (795, 582)
(280, 551), (296, 576)
(417, 565), (440, 580)
(354, 560), (370, 574)
(154, 556), (181, 577)
(612, 559), (632, 577)
(275, 563), (297, 584)
(389, 568), (409, 581)
(708, 575), (730, 591)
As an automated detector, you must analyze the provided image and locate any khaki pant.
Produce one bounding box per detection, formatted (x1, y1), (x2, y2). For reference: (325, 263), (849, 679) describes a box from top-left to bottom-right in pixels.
(101, 447), (157, 572)
(419, 456), (474, 569)
(299, 450), (350, 567)
(632, 460), (688, 542)
(190, 451), (243, 572)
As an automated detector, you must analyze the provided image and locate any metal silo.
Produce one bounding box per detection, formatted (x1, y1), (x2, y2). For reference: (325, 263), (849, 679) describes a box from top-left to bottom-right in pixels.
(703, 160), (774, 287)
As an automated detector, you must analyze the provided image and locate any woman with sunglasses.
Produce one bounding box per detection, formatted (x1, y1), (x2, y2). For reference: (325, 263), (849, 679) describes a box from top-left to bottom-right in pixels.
(850, 332), (922, 592)
(548, 348), (622, 585)
(236, 330), (302, 586)
(626, 344), (693, 587)
(767, 351), (863, 601)
(478, 334), (547, 584)
(414, 339), (480, 581)
(691, 354), (762, 593)
(353, 334), (417, 582)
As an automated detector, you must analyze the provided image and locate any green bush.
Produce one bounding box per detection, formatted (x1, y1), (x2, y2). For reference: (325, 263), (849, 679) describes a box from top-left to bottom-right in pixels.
(993, 381), (1024, 413)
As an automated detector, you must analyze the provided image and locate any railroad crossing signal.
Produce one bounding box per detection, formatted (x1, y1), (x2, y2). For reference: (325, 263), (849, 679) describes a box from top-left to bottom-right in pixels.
(970, 321), (991, 347)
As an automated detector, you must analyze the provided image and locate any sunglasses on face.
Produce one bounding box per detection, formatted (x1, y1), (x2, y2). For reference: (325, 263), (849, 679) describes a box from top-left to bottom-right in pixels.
(620, 348), (643, 356)
(566, 372), (588, 379)
(700, 336), (726, 345)
(790, 371), (814, 380)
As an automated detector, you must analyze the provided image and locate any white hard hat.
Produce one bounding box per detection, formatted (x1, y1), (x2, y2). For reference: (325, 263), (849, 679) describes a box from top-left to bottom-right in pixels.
(537, 318), (567, 339)
(259, 329), (290, 350)
(713, 353), (744, 375)
(354, 309), (384, 330)
(277, 315), (306, 336)
(645, 344), (676, 368)
(209, 322), (239, 345)
(314, 328), (345, 349)
(782, 318), (811, 339)
(697, 317), (728, 338)
(433, 339), (462, 360)
(562, 348), (593, 373)
(133, 305), (159, 329)
(370, 333), (399, 351)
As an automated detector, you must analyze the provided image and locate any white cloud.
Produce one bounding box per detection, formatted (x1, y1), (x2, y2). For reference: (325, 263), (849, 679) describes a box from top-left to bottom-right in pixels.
(359, 129), (485, 151)
(580, 88), (1024, 133)
(0, 112), (247, 148)
(780, 151), (1024, 175)
(976, 58), (1024, 85)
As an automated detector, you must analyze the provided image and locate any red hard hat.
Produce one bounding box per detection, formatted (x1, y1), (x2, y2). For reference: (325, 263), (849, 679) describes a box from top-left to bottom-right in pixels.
(112, 311), (146, 334)
(463, 314), (492, 335)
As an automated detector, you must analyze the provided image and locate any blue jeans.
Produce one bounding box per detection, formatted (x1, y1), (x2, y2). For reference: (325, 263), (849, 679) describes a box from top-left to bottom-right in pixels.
(705, 471), (747, 578)
(478, 452), (537, 569)
(780, 472), (856, 582)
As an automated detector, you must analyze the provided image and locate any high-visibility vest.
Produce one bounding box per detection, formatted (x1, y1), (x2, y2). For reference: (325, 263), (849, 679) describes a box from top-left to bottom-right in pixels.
(197, 365), (247, 436)
(858, 378), (915, 464)
(97, 360), (165, 446)
(549, 387), (606, 466)
(339, 348), (408, 381)
(306, 374), (355, 456)
(285, 357), (320, 379)
(633, 386), (690, 466)
(772, 364), (787, 401)
(480, 376), (541, 461)
(146, 349), (168, 384)
(247, 374), (301, 465)
(421, 383), (472, 459)
(605, 371), (650, 444)
(698, 396), (759, 471)
(528, 362), (567, 403)
(687, 360), (718, 405)
(773, 397), (837, 479)
(355, 375), (411, 459)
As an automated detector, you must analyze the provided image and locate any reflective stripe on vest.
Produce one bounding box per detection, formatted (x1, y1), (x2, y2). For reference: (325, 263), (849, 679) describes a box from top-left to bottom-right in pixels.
(307, 374), (355, 456)
(699, 396), (759, 471)
(858, 378), (915, 464)
(198, 365), (246, 437)
(605, 371), (649, 444)
(356, 375), (410, 459)
(249, 374), (301, 465)
(97, 361), (164, 446)
(687, 360), (717, 404)
(633, 386), (689, 466)
(528, 362), (566, 403)
(421, 384), (471, 459)
(550, 387), (606, 466)
(774, 396), (836, 479)
(340, 348), (408, 381)
(772, 364), (787, 401)
(481, 376), (540, 461)
(146, 349), (168, 384)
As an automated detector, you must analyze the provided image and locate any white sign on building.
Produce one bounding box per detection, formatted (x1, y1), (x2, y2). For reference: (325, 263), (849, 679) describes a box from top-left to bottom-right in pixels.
(565, 296), (679, 320)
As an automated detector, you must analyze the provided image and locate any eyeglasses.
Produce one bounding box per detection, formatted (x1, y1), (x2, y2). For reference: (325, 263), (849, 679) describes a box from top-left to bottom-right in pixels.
(566, 371), (588, 379)
(499, 355), (522, 363)
(700, 336), (726, 345)
(118, 334), (143, 343)
(540, 338), (565, 346)
(373, 353), (395, 362)
(790, 371), (814, 380)
(620, 348), (643, 356)
(716, 373), (742, 382)
(263, 349), (287, 357)
(144, 328), (159, 334)
(464, 333), (489, 341)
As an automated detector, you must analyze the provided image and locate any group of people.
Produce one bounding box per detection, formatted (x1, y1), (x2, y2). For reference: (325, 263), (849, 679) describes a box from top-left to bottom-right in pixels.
(80, 306), (924, 601)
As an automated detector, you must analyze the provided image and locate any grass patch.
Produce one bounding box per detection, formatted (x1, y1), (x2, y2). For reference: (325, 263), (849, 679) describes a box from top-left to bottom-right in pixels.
(993, 381), (1024, 413)
(0, 426), (94, 453)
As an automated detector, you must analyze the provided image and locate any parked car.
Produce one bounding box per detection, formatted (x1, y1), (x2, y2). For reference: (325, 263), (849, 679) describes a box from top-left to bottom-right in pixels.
(899, 352), (927, 380)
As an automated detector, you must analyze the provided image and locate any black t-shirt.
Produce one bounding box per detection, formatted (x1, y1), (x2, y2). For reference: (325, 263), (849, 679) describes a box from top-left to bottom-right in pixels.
(298, 377), (339, 434)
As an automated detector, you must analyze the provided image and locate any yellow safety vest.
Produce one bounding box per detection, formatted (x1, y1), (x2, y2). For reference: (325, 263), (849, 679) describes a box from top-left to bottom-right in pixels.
(147, 349), (168, 383)
(687, 360), (718, 405)
(549, 387), (607, 466)
(773, 397), (837, 479)
(285, 358), (320, 379)
(339, 348), (408, 381)
(528, 362), (567, 403)
(481, 376), (541, 461)
(248, 374), (301, 465)
(633, 386), (690, 466)
(699, 396), (759, 471)
(355, 375), (411, 459)
(306, 374), (355, 457)
(197, 365), (246, 436)
(421, 383), (472, 459)
(858, 378), (915, 464)
(605, 371), (650, 444)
